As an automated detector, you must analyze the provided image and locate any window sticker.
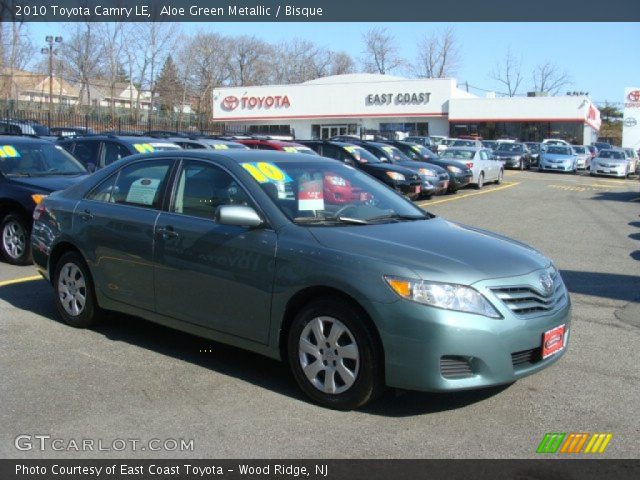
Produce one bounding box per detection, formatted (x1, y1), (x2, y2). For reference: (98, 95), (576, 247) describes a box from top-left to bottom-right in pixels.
(344, 146), (358, 153)
(0, 145), (20, 158)
(282, 146), (298, 153)
(382, 146), (394, 154)
(125, 178), (161, 205)
(133, 143), (155, 153)
(412, 145), (422, 152)
(298, 177), (324, 211)
(212, 143), (229, 150)
(241, 162), (292, 184)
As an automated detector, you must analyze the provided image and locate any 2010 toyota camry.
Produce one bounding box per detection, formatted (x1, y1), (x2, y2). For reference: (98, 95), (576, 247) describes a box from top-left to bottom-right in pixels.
(31, 150), (571, 409)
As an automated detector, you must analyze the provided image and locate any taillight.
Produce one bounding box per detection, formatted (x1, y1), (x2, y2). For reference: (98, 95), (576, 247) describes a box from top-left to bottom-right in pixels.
(466, 162), (474, 168)
(33, 203), (47, 221)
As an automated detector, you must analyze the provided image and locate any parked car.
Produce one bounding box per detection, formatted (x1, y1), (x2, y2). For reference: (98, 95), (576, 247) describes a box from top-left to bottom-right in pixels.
(436, 138), (456, 154)
(542, 139), (570, 146)
(0, 135), (88, 264)
(590, 149), (632, 178)
(342, 140), (448, 198)
(593, 142), (612, 151)
(538, 145), (577, 173)
(452, 139), (483, 148)
(154, 137), (249, 151)
(32, 150), (571, 409)
(235, 138), (317, 155)
(524, 142), (542, 166)
(493, 142), (533, 170)
(440, 147), (504, 189)
(571, 145), (591, 170)
(0, 120), (51, 136)
(58, 135), (182, 172)
(481, 140), (499, 151)
(50, 126), (95, 138)
(403, 136), (434, 148)
(622, 148), (638, 174)
(297, 141), (424, 200)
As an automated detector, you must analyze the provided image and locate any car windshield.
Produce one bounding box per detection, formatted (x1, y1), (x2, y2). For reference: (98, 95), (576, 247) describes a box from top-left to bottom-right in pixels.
(441, 149), (475, 160)
(0, 142), (86, 176)
(31, 124), (51, 136)
(149, 142), (182, 151)
(482, 141), (497, 148)
(546, 146), (572, 155)
(379, 145), (411, 163)
(453, 140), (475, 147)
(573, 146), (586, 153)
(598, 150), (625, 159)
(496, 144), (523, 152)
(241, 159), (428, 225)
(526, 143), (540, 152)
(341, 145), (383, 164)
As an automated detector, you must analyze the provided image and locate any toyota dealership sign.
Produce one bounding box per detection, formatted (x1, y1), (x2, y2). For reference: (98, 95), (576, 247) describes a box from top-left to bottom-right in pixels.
(623, 87), (640, 149)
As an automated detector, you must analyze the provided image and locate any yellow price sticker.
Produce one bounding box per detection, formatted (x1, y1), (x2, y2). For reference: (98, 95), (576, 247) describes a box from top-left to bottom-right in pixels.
(282, 146), (298, 153)
(0, 145), (20, 158)
(412, 145), (422, 152)
(344, 146), (358, 153)
(133, 143), (155, 153)
(241, 162), (290, 183)
(382, 146), (394, 154)
(212, 144), (229, 150)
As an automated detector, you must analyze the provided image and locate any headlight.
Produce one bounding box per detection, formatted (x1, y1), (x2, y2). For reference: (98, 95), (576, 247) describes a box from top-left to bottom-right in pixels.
(446, 166), (462, 173)
(385, 276), (501, 318)
(418, 168), (436, 177)
(386, 171), (405, 181)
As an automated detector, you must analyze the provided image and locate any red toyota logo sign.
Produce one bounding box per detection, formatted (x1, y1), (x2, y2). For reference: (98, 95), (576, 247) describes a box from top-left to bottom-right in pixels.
(628, 90), (640, 102)
(222, 96), (239, 111)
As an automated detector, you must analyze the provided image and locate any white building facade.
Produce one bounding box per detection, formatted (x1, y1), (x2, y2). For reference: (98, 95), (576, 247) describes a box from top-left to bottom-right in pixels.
(622, 87), (640, 150)
(212, 74), (601, 143)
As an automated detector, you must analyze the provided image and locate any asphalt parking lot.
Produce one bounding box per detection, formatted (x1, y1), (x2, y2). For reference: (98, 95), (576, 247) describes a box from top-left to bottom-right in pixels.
(1, 170), (639, 459)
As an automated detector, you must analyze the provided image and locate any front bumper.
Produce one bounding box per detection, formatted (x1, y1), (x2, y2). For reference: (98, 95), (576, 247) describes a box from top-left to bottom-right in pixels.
(539, 162), (573, 172)
(367, 269), (571, 392)
(591, 165), (626, 177)
(448, 172), (473, 189)
(396, 180), (424, 200)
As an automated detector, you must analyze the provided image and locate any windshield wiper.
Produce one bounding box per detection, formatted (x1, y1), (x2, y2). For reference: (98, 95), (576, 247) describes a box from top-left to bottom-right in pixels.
(293, 216), (370, 225)
(365, 213), (429, 222)
(5, 172), (32, 177)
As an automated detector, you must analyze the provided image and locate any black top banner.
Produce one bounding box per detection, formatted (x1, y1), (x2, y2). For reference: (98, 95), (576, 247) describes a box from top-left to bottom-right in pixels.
(1, 0), (639, 22)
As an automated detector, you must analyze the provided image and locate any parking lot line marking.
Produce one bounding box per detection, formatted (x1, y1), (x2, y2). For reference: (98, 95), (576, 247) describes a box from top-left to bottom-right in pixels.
(417, 182), (519, 206)
(0, 274), (43, 287)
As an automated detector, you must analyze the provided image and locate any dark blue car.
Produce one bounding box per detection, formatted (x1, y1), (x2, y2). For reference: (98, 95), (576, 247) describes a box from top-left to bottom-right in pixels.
(0, 135), (87, 264)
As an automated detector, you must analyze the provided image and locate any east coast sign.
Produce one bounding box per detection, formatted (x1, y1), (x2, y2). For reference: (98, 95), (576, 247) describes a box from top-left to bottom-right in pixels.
(365, 92), (431, 106)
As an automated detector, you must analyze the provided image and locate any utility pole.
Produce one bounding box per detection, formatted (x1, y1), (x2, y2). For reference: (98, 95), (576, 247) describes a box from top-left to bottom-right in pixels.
(41, 35), (62, 111)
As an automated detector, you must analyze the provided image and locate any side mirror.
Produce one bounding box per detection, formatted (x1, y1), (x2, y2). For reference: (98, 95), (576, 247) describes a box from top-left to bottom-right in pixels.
(215, 205), (263, 228)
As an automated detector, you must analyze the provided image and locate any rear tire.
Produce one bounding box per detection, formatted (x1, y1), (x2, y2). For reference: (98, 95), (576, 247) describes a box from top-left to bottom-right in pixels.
(53, 251), (103, 328)
(1, 213), (31, 265)
(496, 169), (503, 184)
(287, 297), (384, 410)
(475, 172), (484, 189)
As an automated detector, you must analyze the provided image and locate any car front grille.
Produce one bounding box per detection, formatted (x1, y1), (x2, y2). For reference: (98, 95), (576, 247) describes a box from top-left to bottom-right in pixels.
(491, 270), (566, 317)
(440, 356), (474, 379)
(511, 347), (541, 367)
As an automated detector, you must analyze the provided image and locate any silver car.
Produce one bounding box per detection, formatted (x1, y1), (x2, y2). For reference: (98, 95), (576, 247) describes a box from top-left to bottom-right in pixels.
(590, 149), (631, 178)
(539, 146), (577, 173)
(623, 148), (638, 174)
(440, 147), (504, 188)
(571, 145), (591, 170)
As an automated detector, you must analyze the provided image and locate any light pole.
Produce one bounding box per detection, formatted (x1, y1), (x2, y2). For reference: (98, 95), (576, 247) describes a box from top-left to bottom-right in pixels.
(41, 35), (62, 111)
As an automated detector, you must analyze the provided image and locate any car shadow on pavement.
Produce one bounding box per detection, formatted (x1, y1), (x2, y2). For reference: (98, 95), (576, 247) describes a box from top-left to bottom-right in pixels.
(0, 280), (552, 415)
(560, 270), (640, 302)
(629, 221), (640, 228)
(590, 190), (640, 203)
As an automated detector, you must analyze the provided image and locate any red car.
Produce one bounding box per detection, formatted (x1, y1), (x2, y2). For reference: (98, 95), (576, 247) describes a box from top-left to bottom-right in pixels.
(235, 138), (357, 205)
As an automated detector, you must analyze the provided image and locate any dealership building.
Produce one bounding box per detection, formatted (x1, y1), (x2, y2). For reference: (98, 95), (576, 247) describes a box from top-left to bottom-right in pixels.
(212, 73), (601, 143)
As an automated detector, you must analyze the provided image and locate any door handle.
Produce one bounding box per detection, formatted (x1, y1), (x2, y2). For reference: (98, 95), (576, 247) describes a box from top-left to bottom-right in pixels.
(79, 209), (93, 221)
(156, 227), (180, 239)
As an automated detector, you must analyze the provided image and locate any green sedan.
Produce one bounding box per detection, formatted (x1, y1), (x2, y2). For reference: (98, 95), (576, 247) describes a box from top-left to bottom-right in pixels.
(31, 151), (571, 409)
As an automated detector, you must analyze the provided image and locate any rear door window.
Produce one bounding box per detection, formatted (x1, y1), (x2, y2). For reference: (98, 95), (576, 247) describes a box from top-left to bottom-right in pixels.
(111, 160), (173, 209)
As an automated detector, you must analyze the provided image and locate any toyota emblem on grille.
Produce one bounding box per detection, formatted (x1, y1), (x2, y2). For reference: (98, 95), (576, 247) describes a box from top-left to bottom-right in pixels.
(539, 274), (554, 295)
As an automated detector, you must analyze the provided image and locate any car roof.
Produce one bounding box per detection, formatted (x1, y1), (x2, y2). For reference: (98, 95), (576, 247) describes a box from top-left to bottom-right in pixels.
(0, 134), (52, 144)
(60, 135), (170, 144)
(119, 149), (336, 164)
(444, 146), (482, 151)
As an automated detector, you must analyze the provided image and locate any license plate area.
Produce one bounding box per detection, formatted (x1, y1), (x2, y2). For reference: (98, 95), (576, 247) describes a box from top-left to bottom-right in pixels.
(542, 324), (565, 359)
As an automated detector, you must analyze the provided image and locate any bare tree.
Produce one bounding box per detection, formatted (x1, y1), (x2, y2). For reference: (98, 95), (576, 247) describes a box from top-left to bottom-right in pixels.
(227, 36), (271, 86)
(533, 62), (572, 95)
(269, 38), (333, 84)
(415, 27), (459, 78)
(360, 27), (403, 75)
(329, 51), (356, 76)
(490, 48), (523, 97)
(96, 23), (125, 118)
(59, 22), (103, 109)
(1, 23), (35, 103)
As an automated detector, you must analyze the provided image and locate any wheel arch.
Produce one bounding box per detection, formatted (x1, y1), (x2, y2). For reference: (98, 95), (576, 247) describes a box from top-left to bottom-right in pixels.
(48, 241), (87, 284)
(0, 198), (31, 223)
(278, 285), (385, 371)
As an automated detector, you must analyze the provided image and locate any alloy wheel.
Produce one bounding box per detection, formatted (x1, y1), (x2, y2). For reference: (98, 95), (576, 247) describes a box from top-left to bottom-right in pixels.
(2, 220), (26, 260)
(298, 316), (360, 395)
(57, 262), (87, 317)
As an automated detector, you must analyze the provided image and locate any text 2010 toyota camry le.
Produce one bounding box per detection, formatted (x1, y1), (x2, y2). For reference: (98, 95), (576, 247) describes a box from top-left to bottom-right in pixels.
(31, 151), (571, 409)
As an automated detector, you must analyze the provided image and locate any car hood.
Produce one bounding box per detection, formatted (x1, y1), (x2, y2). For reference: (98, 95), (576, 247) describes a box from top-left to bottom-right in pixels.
(542, 153), (574, 161)
(361, 163), (419, 177)
(8, 174), (88, 192)
(495, 152), (522, 158)
(308, 217), (550, 285)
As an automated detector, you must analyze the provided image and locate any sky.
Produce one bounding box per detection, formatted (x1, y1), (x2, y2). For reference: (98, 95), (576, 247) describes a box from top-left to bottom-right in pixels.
(24, 22), (640, 106)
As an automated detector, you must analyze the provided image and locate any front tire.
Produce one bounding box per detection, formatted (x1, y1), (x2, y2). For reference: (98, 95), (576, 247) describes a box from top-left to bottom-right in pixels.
(1, 213), (31, 265)
(496, 169), (504, 184)
(475, 172), (484, 189)
(53, 251), (103, 328)
(287, 297), (384, 410)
